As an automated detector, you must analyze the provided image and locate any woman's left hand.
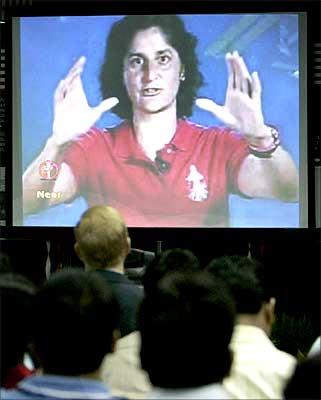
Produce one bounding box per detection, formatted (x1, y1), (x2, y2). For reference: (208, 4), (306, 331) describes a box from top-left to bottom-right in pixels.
(196, 51), (271, 144)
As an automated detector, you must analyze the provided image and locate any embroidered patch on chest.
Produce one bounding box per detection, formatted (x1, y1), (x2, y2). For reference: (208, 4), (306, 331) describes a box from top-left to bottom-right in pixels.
(185, 164), (208, 202)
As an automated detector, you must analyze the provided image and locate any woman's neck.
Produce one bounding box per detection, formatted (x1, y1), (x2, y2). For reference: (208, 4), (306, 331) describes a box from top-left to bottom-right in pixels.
(133, 106), (177, 161)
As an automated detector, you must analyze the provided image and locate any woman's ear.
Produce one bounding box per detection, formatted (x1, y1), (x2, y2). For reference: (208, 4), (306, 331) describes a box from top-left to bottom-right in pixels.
(179, 65), (185, 81)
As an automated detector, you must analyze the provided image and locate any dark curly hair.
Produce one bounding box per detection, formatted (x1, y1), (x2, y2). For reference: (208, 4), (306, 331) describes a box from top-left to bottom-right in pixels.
(99, 15), (203, 120)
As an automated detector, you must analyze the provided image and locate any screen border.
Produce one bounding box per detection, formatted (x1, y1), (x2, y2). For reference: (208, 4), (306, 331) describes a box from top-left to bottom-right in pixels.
(2, 0), (320, 239)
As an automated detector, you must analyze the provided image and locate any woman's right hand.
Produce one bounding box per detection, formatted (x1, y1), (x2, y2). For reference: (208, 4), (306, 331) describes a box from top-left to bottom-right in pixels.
(52, 56), (119, 146)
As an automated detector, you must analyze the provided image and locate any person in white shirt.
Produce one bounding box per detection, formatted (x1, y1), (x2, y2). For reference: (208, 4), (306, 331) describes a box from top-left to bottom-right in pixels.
(308, 336), (320, 358)
(206, 255), (297, 399)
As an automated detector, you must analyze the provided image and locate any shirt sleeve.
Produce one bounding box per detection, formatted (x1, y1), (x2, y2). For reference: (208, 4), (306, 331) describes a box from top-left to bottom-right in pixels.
(220, 128), (250, 194)
(61, 128), (104, 194)
(61, 139), (88, 193)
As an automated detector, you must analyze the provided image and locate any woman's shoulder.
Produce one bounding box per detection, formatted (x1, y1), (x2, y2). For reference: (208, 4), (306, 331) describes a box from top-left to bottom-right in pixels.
(178, 119), (243, 143)
(70, 121), (130, 148)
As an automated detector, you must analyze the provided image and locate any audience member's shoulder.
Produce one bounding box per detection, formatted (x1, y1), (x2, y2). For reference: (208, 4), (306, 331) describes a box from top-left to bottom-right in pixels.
(116, 330), (141, 348)
(265, 333), (297, 370)
(0, 388), (129, 400)
(122, 274), (144, 292)
(275, 346), (297, 364)
(308, 336), (320, 358)
(1, 388), (35, 399)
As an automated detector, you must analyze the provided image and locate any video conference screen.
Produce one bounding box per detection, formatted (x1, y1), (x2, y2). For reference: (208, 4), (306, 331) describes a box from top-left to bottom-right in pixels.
(12, 13), (307, 228)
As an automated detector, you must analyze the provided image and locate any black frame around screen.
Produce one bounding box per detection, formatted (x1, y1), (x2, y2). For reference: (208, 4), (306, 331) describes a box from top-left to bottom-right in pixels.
(1, 0), (320, 241)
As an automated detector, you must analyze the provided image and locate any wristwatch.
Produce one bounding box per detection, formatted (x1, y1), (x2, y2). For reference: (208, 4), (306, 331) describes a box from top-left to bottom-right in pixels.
(248, 126), (281, 158)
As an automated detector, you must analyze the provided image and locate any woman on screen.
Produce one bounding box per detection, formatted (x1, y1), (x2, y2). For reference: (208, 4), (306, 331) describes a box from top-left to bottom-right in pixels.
(22, 15), (299, 227)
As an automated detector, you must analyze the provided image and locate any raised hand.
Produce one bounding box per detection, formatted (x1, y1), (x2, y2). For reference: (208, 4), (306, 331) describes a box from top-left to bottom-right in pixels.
(196, 51), (269, 141)
(52, 56), (119, 146)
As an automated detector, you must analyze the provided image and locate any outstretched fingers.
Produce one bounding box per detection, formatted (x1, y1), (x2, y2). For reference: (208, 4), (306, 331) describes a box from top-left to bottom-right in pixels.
(251, 71), (262, 101)
(54, 56), (86, 103)
(236, 54), (253, 97)
(54, 79), (67, 103)
(64, 56), (86, 85)
(226, 51), (254, 97)
(225, 52), (235, 92)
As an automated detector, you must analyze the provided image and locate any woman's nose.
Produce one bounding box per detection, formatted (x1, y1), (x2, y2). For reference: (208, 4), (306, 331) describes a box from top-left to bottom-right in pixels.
(142, 61), (159, 83)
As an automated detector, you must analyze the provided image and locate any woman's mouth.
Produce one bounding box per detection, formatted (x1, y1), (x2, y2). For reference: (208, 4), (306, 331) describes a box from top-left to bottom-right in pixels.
(142, 88), (162, 96)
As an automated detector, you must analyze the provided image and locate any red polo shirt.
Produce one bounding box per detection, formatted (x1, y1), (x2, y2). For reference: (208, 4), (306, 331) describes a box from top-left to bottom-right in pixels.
(62, 119), (249, 227)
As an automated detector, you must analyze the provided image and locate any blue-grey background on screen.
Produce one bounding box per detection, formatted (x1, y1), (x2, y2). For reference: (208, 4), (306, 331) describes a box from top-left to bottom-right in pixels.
(18, 14), (300, 227)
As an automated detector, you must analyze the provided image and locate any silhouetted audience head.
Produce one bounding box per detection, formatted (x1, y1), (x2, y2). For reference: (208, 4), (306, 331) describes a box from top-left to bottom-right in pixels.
(206, 255), (272, 313)
(139, 270), (235, 388)
(0, 241), (47, 286)
(74, 206), (130, 270)
(142, 248), (200, 296)
(206, 255), (275, 335)
(0, 273), (36, 386)
(283, 353), (321, 399)
(32, 269), (119, 376)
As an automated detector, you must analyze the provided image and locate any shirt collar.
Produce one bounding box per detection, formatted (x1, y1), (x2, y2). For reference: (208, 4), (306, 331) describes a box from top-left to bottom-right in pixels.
(113, 119), (188, 159)
(232, 324), (271, 345)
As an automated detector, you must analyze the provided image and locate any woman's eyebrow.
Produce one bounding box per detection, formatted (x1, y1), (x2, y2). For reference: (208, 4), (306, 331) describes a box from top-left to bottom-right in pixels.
(154, 49), (174, 59)
(155, 49), (173, 55)
(127, 52), (144, 59)
(127, 48), (173, 58)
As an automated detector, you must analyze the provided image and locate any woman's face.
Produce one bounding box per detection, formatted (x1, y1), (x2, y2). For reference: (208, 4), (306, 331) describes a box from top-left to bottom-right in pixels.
(123, 26), (182, 116)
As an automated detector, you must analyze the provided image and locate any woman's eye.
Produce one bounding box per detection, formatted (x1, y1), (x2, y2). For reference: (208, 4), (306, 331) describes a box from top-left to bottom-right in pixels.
(129, 57), (144, 66)
(158, 55), (171, 65)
